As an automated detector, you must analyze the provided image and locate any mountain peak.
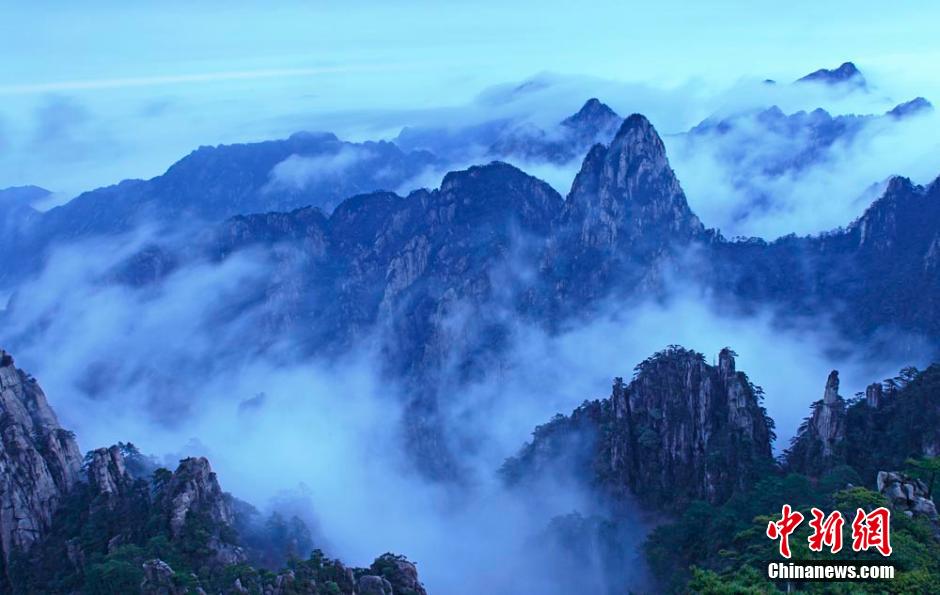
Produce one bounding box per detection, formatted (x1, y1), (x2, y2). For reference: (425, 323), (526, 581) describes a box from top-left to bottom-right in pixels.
(504, 347), (774, 509)
(559, 98), (622, 147)
(437, 161), (563, 232)
(797, 61), (866, 87)
(562, 113), (703, 251)
(610, 113), (661, 153)
(888, 97), (933, 119)
(563, 98), (619, 127)
(850, 175), (940, 252)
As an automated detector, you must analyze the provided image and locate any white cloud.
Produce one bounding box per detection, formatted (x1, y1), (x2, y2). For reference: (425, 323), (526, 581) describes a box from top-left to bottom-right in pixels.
(267, 146), (380, 192)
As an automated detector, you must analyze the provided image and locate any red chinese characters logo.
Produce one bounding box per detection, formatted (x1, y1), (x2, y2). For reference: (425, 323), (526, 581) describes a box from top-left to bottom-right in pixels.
(808, 508), (844, 553)
(851, 507), (892, 557)
(767, 505), (892, 557)
(766, 504), (804, 558)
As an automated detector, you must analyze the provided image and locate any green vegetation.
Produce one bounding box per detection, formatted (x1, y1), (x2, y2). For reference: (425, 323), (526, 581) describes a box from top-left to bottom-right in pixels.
(646, 364), (940, 593)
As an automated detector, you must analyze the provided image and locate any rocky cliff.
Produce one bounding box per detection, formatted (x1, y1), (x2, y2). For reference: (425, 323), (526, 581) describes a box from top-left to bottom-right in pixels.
(0, 352), (429, 594)
(0, 350), (82, 588)
(504, 347), (775, 510)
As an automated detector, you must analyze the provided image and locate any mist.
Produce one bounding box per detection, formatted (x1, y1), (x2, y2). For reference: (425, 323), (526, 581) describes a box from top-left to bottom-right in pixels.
(1, 210), (930, 593)
(667, 102), (940, 238)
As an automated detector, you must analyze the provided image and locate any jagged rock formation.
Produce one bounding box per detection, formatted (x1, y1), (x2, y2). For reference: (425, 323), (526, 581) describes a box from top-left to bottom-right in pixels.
(547, 114), (706, 303)
(163, 456), (246, 566)
(0, 350), (82, 586)
(677, 98), (934, 228)
(504, 347), (775, 510)
(22, 444), (248, 591)
(0, 352), (429, 594)
(786, 364), (940, 485)
(162, 457), (236, 540)
(197, 112), (940, 369)
(708, 174), (940, 343)
(785, 371), (847, 476)
(364, 553), (428, 595)
(87, 445), (133, 499)
(561, 114), (704, 250)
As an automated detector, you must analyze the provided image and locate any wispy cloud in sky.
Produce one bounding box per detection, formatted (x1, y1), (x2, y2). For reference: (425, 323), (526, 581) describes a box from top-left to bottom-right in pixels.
(0, 64), (406, 96)
(3, 0), (940, 197)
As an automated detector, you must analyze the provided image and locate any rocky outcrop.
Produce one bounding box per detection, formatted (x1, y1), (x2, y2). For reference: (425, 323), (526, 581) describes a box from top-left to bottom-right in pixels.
(505, 347), (775, 509)
(87, 445), (133, 499)
(605, 347), (774, 507)
(878, 471), (938, 520)
(877, 471), (940, 540)
(162, 457), (235, 538)
(140, 558), (186, 595)
(366, 553), (428, 595)
(785, 371), (847, 476)
(784, 363), (940, 487)
(0, 350), (82, 579)
(160, 457), (245, 565)
(0, 351), (430, 594)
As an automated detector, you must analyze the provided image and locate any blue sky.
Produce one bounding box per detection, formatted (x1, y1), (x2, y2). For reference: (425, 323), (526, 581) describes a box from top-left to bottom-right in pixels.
(3, 0), (940, 194)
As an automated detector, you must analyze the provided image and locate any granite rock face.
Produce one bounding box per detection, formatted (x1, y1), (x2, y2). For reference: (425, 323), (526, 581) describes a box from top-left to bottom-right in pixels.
(162, 457), (236, 539)
(558, 114), (703, 254)
(160, 456), (246, 566)
(786, 364), (940, 483)
(877, 471), (938, 521)
(605, 347), (773, 508)
(0, 350), (82, 577)
(87, 445), (133, 499)
(0, 350), (432, 593)
(504, 347), (775, 510)
(785, 371), (847, 476)
(368, 553), (428, 595)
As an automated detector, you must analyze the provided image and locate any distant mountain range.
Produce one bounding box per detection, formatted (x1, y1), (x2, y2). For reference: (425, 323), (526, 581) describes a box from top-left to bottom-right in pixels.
(4, 110), (928, 477)
(1, 61), (940, 593)
(3, 64), (930, 285)
(1, 62), (938, 472)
